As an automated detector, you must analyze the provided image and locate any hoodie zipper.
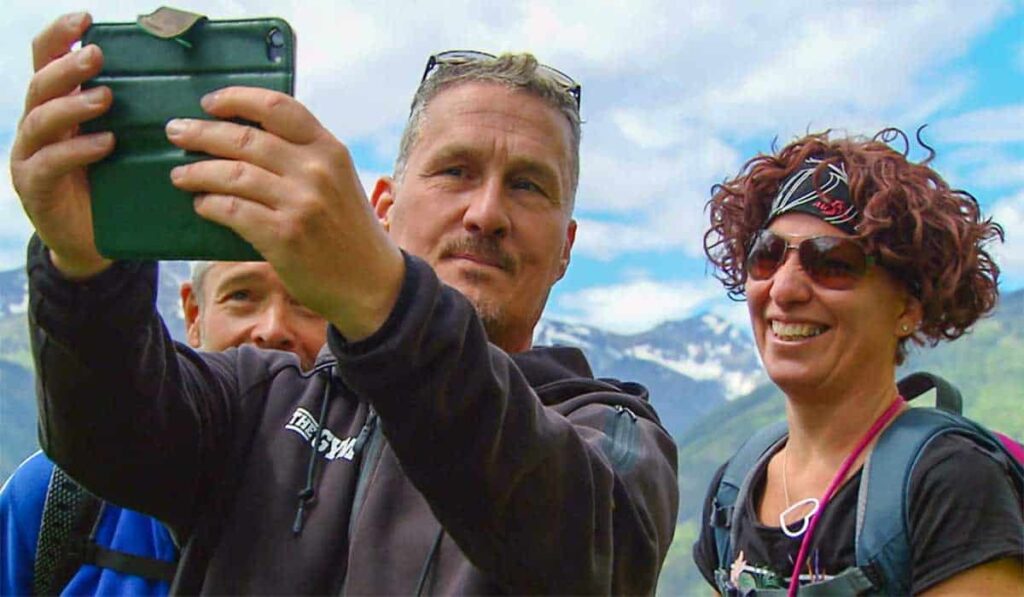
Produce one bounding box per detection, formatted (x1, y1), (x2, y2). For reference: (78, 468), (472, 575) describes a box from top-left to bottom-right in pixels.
(337, 408), (385, 594)
(608, 405), (639, 471)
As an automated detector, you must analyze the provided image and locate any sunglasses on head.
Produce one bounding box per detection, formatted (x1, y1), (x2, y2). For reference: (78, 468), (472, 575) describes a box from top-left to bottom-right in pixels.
(745, 230), (875, 290)
(421, 50), (582, 108)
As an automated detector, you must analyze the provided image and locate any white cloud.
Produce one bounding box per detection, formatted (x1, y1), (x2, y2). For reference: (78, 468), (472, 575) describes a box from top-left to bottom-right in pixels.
(552, 277), (723, 334)
(970, 160), (1024, 192)
(940, 146), (1024, 191)
(992, 190), (1024, 277)
(572, 218), (679, 261)
(0, 0), (1019, 287)
(933, 104), (1024, 144)
(0, 141), (33, 270)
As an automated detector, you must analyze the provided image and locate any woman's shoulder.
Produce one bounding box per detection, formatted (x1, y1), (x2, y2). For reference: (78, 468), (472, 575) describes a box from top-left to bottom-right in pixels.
(908, 432), (1023, 592)
(909, 431), (1021, 510)
(913, 432), (1019, 479)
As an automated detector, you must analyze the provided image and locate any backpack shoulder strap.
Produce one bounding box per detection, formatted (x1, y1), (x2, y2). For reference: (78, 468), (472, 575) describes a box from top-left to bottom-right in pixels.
(33, 467), (178, 594)
(897, 371), (962, 414)
(33, 466), (104, 595)
(710, 420), (788, 577)
(855, 406), (1018, 595)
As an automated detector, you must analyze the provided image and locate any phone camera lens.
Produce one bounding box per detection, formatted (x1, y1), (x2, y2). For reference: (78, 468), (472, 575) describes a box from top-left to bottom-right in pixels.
(266, 28), (286, 63)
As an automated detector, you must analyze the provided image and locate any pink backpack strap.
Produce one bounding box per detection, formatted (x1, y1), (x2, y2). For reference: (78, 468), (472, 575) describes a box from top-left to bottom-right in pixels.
(994, 431), (1024, 465)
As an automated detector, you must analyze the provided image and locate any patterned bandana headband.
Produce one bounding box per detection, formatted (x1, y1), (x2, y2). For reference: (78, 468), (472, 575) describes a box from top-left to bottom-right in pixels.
(766, 157), (859, 234)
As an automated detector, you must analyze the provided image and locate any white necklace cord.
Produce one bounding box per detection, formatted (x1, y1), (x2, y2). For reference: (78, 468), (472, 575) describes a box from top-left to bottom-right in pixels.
(780, 446), (820, 538)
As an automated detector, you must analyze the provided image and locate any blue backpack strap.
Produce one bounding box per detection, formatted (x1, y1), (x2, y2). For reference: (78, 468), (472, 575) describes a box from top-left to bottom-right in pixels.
(710, 420), (788, 582)
(856, 406), (1022, 595)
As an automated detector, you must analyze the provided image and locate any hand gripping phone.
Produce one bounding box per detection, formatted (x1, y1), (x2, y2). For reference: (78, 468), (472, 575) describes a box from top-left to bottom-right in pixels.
(81, 7), (295, 260)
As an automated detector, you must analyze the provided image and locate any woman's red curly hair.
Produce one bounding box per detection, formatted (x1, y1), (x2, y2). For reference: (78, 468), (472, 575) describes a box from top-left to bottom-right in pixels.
(704, 129), (1004, 364)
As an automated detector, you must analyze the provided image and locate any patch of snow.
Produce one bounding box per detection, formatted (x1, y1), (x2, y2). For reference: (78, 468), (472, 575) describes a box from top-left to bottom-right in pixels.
(723, 370), (765, 399)
(628, 344), (724, 381)
(702, 313), (729, 335)
(10, 282), (28, 315)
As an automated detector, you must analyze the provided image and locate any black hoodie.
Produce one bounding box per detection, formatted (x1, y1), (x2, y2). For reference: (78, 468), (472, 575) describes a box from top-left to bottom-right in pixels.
(28, 236), (679, 594)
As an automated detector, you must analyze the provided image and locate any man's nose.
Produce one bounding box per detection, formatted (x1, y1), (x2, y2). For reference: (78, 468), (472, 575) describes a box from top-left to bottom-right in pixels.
(251, 302), (297, 352)
(462, 179), (510, 238)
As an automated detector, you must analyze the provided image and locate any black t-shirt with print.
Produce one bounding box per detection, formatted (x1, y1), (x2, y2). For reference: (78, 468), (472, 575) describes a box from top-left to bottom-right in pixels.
(693, 434), (1024, 593)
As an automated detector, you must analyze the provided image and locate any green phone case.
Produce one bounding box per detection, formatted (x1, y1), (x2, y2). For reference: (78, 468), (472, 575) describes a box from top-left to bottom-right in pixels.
(81, 13), (295, 261)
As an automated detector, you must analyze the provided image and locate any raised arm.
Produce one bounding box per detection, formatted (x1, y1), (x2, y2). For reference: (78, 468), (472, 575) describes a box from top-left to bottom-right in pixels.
(27, 237), (241, 532)
(334, 256), (679, 594)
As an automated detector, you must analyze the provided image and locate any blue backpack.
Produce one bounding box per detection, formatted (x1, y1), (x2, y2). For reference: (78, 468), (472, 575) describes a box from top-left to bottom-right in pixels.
(707, 372), (1024, 596)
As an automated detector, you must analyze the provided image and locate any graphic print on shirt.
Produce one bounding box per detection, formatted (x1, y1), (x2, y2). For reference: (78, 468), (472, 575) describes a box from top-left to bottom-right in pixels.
(285, 407), (357, 461)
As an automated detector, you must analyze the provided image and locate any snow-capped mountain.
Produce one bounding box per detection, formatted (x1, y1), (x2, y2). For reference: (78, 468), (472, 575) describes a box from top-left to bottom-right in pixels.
(0, 261), (191, 341)
(534, 315), (766, 437)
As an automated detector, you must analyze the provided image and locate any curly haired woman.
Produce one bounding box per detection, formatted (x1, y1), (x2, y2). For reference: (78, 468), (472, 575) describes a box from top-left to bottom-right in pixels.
(693, 130), (1023, 595)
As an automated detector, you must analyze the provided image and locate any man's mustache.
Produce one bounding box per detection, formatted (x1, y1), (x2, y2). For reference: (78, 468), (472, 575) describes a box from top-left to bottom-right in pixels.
(440, 237), (517, 274)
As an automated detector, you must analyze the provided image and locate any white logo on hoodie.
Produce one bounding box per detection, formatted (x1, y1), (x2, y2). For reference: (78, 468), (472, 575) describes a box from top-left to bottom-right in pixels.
(285, 407), (356, 461)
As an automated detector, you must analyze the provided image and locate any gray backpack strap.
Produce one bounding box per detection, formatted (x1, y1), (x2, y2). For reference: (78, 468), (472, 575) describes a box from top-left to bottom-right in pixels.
(897, 371), (962, 414)
(33, 466), (103, 595)
(710, 420), (788, 590)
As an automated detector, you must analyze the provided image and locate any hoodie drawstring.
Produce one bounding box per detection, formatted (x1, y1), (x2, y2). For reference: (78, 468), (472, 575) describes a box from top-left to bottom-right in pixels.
(292, 368), (334, 535)
(414, 527), (445, 596)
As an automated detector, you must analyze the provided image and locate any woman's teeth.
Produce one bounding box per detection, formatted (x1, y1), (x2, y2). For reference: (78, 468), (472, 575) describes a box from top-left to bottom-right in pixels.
(771, 321), (827, 340)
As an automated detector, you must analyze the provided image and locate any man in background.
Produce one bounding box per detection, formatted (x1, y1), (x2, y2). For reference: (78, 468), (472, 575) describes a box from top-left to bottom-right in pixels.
(1, 262), (327, 595)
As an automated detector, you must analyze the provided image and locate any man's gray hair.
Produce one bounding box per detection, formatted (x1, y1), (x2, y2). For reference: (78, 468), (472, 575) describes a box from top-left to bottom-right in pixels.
(394, 53), (581, 202)
(189, 261), (215, 306)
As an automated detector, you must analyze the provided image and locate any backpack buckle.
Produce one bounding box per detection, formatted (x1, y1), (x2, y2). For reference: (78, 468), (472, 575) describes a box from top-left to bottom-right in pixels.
(711, 497), (733, 528)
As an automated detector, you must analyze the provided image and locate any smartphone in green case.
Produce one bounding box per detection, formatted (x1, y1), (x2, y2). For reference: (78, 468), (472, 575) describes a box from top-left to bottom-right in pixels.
(81, 8), (295, 260)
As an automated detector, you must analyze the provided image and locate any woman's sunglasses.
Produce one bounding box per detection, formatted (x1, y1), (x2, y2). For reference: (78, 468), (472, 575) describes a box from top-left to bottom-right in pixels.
(745, 230), (875, 290)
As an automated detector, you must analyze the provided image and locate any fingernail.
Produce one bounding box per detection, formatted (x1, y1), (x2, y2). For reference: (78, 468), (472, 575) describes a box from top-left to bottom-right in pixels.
(65, 12), (88, 29)
(90, 132), (113, 147)
(77, 45), (96, 68)
(170, 166), (185, 181)
(165, 119), (189, 137)
(81, 86), (106, 107)
(200, 92), (218, 110)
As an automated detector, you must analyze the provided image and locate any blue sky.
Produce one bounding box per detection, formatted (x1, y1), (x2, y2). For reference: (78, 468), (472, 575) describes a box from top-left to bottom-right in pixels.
(1, 0), (1021, 333)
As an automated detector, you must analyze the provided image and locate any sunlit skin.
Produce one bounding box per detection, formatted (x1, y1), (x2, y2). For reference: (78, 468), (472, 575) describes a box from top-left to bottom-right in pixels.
(372, 82), (576, 353)
(749, 212), (923, 566)
(745, 213), (919, 403)
(181, 262), (327, 370)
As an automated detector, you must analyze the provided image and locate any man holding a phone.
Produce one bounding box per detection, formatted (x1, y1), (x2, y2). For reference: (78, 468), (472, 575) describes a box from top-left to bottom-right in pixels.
(1, 260), (328, 595)
(14, 12), (678, 594)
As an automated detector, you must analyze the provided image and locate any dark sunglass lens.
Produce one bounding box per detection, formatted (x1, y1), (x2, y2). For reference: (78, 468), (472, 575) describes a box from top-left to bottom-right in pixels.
(802, 238), (868, 289)
(746, 233), (786, 280)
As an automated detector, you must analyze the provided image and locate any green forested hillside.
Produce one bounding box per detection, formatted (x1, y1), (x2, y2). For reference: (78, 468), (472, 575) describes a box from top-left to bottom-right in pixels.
(657, 289), (1024, 595)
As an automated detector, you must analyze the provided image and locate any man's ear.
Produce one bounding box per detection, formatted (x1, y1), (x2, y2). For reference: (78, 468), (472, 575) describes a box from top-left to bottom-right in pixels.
(371, 176), (396, 231)
(181, 282), (202, 348)
(556, 219), (577, 281)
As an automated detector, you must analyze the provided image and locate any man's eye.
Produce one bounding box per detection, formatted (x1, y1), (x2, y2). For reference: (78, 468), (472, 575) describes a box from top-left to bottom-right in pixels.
(512, 178), (546, 196)
(440, 166), (465, 177)
(226, 290), (252, 302)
